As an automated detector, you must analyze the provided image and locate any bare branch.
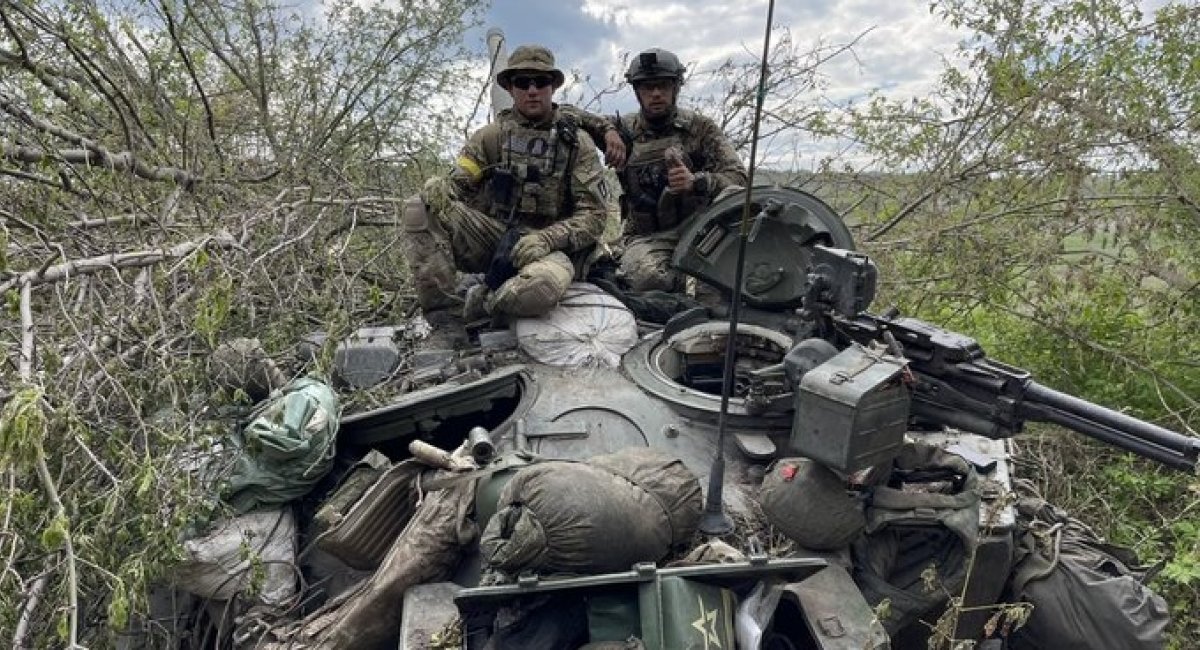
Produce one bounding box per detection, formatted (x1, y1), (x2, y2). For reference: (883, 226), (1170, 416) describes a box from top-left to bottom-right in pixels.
(18, 280), (33, 380)
(11, 573), (49, 650)
(0, 231), (237, 295)
(0, 143), (198, 187)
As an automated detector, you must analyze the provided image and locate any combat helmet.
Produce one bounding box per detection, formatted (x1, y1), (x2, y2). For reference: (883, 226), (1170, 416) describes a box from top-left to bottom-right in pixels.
(624, 48), (686, 85)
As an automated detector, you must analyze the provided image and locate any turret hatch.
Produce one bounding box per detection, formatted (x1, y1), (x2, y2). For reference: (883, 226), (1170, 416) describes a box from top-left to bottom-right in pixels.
(672, 186), (857, 310)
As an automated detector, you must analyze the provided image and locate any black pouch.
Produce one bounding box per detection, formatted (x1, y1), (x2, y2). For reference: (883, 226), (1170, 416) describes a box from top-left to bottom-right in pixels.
(485, 228), (524, 290)
(488, 167), (518, 217)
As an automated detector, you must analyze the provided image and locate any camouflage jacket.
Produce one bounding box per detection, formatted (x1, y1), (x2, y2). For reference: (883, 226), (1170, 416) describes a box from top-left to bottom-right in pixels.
(568, 106), (747, 236)
(449, 106), (610, 253)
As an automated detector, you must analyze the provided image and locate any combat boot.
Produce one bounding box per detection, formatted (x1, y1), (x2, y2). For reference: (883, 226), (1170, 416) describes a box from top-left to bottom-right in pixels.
(463, 283), (492, 324)
(412, 309), (469, 369)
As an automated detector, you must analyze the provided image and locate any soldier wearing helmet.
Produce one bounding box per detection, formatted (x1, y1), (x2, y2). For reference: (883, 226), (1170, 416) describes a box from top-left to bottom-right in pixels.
(401, 45), (610, 354)
(569, 47), (747, 292)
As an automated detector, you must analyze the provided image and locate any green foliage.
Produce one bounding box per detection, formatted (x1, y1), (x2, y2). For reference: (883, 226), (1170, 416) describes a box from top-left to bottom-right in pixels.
(40, 514), (70, 551)
(1162, 519), (1200, 587)
(0, 0), (485, 645)
(834, 0), (1200, 643)
(0, 387), (47, 469)
(194, 277), (234, 347)
(107, 579), (130, 632)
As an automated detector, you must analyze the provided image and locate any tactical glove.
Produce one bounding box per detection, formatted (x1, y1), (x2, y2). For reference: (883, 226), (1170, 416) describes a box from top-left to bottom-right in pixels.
(511, 232), (554, 269)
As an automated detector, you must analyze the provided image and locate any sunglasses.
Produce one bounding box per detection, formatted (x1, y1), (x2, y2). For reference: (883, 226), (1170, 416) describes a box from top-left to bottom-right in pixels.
(510, 75), (554, 90)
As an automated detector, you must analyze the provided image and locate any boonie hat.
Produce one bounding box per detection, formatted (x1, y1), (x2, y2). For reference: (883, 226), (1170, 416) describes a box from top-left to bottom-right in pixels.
(496, 44), (566, 90)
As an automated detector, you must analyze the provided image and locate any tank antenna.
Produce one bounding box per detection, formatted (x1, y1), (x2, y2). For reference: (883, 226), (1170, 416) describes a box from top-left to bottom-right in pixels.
(700, 0), (777, 536)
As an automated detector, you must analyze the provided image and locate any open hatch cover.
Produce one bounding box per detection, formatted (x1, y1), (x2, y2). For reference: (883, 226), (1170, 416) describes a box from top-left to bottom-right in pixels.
(672, 186), (856, 309)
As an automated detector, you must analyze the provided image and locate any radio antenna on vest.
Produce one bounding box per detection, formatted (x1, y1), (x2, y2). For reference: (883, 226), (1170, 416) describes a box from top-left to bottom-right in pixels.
(699, 0), (778, 536)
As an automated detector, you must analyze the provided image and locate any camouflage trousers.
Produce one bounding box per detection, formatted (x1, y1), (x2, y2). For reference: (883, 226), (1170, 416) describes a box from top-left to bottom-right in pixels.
(619, 185), (745, 293)
(400, 197), (573, 318)
(619, 233), (683, 293)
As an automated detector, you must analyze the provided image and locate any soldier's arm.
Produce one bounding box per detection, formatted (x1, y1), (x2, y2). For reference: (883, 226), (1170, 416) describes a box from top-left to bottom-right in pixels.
(448, 125), (498, 197)
(560, 104), (626, 169)
(693, 115), (749, 198)
(538, 131), (610, 253)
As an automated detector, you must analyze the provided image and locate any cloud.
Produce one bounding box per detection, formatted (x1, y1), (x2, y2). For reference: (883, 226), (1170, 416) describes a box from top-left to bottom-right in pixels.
(482, 1), (965, 114)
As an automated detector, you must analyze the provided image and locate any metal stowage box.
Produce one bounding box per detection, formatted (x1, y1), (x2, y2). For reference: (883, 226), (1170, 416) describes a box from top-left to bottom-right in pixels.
(638, 576), (736, 650)
(792, 345), (910, 472)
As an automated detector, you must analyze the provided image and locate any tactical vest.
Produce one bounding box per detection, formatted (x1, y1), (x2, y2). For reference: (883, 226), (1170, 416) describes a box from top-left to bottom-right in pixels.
(486, 115), (578, 230)
(620, 127), (689, 236)
(620, 109), (722, 237)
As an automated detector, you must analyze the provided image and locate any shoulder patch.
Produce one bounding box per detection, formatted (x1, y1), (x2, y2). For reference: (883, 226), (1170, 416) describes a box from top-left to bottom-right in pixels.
(456, 155), (483, 181)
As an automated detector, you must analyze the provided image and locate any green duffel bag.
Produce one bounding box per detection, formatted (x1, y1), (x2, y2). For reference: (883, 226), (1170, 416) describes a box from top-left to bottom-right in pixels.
(1005, 479), (1169, 650)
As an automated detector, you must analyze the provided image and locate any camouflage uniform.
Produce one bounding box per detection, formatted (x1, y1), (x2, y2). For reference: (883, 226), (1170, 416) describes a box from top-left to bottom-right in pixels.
(570, 55), (747, 292)
(402, 106), (609, 319)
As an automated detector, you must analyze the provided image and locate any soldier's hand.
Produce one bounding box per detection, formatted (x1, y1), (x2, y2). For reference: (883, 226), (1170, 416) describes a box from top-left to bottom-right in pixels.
(666, 162), (695, 193)
(512, 232), (553, 269)
(603, 129), (627, 169)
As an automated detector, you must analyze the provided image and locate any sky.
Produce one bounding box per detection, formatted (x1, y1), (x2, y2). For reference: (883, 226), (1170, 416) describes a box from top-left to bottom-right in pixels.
(463, 0), (970, 167)
(481, 0), (966, 103)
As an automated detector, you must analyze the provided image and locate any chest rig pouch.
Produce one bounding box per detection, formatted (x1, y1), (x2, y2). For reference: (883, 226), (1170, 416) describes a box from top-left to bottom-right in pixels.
(620, 131), (691, 235)
(488, 118), (578, 228)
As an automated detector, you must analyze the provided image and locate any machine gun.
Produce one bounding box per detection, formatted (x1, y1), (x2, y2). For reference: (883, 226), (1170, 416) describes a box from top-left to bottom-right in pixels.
(786, 244), (1200, 473)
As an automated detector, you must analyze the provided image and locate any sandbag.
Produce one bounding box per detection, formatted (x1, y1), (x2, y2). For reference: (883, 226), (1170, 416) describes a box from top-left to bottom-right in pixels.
(480, 448), (701, 574)
(514, 283), (639, 368)
(208, 337), (288, 402)
(173, 508), (296, 605)
(851, 441), (980, 635)
(1006, 479), (1169, 649)
(758, 457), (865, 550)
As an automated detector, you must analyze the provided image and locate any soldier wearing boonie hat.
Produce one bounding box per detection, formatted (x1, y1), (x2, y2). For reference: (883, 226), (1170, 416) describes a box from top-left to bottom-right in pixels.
(399, 45), (611, 357)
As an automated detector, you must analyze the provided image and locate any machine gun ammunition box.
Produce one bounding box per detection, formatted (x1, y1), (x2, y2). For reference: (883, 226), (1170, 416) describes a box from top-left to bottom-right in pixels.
(793, 346), (910, 473)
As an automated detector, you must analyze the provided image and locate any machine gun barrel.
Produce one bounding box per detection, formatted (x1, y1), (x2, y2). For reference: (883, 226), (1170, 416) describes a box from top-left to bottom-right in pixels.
(1019, 382), (1200, 472)
(830, 311), (1199, 473)
(796, 246), (1198, 472)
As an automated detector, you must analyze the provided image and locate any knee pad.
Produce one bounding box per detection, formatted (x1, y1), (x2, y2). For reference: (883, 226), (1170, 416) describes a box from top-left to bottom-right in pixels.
(491, 254), (572, 317)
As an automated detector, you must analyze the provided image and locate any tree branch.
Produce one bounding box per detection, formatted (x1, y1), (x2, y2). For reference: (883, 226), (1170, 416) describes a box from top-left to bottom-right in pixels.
(0, 143), (198, 187)
(19, 280), (33, 380)
(11, 573), (49, 650)
(0, 231), (237, 295)
(0, 93), (200, 186)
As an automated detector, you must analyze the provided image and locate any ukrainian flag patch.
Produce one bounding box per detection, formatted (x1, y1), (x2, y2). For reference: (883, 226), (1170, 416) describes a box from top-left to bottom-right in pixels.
(456, 155), (482, 181)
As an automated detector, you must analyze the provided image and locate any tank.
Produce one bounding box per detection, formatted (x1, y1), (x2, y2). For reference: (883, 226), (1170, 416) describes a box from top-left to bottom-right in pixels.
(292, 186), (1187, 650)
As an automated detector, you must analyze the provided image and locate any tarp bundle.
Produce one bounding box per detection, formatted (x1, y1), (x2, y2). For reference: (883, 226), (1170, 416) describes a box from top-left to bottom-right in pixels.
(480, 447), (702, 574)
(852, 441), (981, 634)
(1006, 479), (1169, 649)
(223, 377), (340, 514)
(254, 480), (479, 650)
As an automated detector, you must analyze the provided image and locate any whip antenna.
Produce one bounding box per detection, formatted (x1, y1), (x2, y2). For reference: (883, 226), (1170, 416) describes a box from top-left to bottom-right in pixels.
(699, 0), (778, 536)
